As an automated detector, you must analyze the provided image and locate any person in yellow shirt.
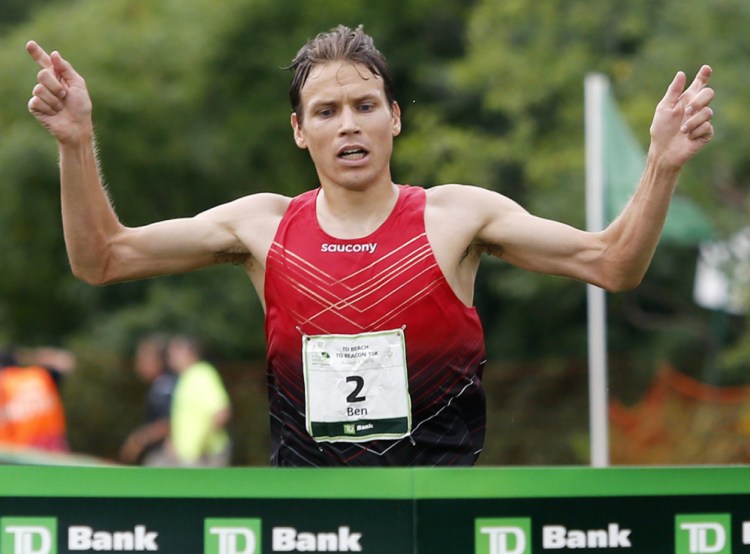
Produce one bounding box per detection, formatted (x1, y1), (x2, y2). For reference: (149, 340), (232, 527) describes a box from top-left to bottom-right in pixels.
(166, 335), (231, 467)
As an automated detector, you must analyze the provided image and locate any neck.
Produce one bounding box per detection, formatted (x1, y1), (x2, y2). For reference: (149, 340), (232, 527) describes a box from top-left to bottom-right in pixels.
(317, 182), (399, 239)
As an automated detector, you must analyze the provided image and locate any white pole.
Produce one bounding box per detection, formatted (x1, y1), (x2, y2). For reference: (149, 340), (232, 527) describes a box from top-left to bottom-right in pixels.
(584, 73), (610, 467)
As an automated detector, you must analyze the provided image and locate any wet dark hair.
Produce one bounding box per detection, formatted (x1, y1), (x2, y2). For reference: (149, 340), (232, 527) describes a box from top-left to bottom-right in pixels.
(287, 24), (396, 123)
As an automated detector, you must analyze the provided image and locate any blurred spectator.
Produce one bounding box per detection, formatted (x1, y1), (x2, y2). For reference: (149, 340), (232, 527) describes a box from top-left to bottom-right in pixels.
(166, 335), (231, 466)
(0, 346), (73, 452)
(119, 334), (177, 465)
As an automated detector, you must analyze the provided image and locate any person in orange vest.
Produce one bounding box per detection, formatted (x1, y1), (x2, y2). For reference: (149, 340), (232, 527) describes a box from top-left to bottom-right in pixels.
(0, 349), (70, 451)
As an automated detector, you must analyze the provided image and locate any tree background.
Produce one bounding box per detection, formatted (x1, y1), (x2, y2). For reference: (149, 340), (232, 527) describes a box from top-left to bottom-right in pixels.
(0, 0), (747, 465)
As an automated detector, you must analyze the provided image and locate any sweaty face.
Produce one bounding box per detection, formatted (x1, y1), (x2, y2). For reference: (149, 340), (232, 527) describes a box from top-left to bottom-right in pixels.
(291, 62), (401, 191)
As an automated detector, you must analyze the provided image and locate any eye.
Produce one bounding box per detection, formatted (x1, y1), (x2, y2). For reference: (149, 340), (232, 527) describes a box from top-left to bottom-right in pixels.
(359, 102), (375, 112)
(317, 107), (335, 118)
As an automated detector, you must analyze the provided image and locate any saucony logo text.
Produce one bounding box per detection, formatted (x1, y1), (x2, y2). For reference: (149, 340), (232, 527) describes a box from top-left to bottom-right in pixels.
(321, 243), (377, 254)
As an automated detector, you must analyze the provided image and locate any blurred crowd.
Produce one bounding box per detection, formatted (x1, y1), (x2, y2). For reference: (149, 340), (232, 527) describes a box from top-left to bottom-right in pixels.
(0, 333), (232, 467)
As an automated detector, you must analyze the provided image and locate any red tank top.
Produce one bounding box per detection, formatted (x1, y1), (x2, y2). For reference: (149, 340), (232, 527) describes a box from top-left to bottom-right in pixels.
(264, 185), (486, 466)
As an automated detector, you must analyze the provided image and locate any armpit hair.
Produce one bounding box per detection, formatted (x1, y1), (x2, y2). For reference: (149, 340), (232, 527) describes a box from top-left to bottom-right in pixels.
(214, 250), (251, 266)
(469, 240), (504, 259)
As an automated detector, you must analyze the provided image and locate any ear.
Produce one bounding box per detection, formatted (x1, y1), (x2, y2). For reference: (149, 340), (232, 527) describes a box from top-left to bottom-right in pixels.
(291, 112), (307, 149)
(391, 101), (402, 137)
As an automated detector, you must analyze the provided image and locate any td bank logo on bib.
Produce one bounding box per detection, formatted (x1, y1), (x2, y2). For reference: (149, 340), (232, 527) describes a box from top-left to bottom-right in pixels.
(675, 514), (731, 554)
(1, 517), (57, 554)
(205, 519), (261, 554)
(475, 518), (531, 554)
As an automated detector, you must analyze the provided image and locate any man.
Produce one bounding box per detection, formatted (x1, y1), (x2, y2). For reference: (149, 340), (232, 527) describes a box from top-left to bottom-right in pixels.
(26, 25), (714, 466)
(165, 334), (231, 467)
(119, 334), (177, 465)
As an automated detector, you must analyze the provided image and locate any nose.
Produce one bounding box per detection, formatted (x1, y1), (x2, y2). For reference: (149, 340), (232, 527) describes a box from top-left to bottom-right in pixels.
(338, 106), (360, 135)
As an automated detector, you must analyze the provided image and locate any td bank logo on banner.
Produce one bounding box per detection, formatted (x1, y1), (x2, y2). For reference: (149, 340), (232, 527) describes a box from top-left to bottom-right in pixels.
(205, 519), (261, 554)
(475, 518), (531, 554)
(205, 519), (363, 553)
(675, 514), (731, 554)
(476, 517), (634, 553)
(2, 518), (158, 553)
(0, 518), (57, 554)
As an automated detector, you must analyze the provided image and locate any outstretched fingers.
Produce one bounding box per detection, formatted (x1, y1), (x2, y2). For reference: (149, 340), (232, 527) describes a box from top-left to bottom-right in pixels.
(26, 40), (52, 70)
(657, 65), (715, 134)
(650, 65), (716, 166)
(26, 41), (93, 142)
(660, 65), (713, 111)
(26, 42), (79, 117)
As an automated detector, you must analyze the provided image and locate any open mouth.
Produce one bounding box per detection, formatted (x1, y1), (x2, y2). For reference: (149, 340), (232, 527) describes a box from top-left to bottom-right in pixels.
(338, 148), (368, 161)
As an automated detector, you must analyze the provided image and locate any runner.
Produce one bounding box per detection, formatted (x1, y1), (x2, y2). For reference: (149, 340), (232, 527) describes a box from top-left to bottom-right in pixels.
(26, 25), (715, 465)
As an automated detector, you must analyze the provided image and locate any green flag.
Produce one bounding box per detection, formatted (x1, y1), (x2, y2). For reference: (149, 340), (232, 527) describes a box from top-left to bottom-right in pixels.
(603, 87), (714, 246)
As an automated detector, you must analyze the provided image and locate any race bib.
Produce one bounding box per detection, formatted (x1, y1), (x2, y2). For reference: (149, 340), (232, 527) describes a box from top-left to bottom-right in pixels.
(302, 329), (411, 442)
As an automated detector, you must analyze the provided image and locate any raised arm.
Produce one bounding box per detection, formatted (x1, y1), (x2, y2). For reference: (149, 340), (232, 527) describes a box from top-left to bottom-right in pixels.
(593, 65), (715, 287)
(468, 66), (715, 292)
(26, 42), (262, 285)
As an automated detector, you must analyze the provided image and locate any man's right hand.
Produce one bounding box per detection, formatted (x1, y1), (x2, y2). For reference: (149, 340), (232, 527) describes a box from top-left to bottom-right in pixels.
(27, 41), (93, 144)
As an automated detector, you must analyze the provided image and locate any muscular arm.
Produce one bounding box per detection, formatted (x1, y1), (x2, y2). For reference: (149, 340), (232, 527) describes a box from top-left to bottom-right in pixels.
(441, 66), (715, 293)
(27, 42), (285, 285)
(56, 129), (240, 284)
(60, 133), (283, 284)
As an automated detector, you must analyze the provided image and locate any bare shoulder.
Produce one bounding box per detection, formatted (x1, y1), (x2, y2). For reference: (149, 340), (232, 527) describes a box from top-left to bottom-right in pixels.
(204, 192), (293, 297)
(194, 192), (293, 268)
(425, 183), (521, 222)
(423, 184), (496, 260)
(424, 183), (474, 208)
(424, 183), (532, 263)
(197, 192), (292, 222)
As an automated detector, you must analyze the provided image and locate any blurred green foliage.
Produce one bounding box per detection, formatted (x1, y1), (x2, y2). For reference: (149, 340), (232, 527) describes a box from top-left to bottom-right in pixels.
(0, 0), (748, 464)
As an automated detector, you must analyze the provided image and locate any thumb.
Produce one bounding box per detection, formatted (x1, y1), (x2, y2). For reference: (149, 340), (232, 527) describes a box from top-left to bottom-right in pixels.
(51, 51), (83, 84)
(660, 70), (687, 109)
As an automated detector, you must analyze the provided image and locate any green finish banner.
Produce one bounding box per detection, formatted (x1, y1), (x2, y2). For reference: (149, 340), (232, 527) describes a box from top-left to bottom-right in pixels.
(0, 466), (749, 552)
